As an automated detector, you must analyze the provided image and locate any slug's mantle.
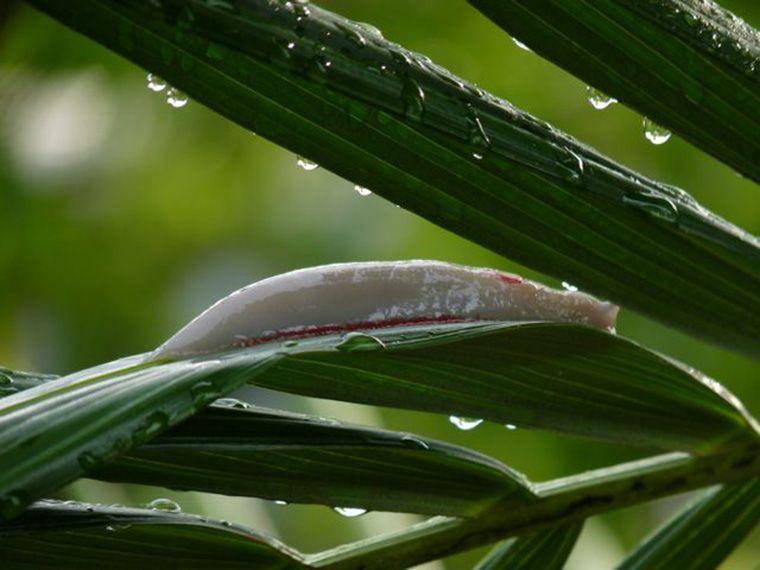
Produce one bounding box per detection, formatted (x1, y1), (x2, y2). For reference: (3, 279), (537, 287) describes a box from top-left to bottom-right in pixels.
(153, 260), (619, 358)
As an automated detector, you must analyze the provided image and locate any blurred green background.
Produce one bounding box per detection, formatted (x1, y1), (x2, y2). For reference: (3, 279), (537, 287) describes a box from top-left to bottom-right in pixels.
(1, 1), (758, 568)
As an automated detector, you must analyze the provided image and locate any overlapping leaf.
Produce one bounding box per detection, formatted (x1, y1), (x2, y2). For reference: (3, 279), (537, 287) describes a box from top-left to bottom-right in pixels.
(470, 0), (760, 182)
(474, 521), (583, 569)
(0, 500), (305, 569)
(2, 321), (757, 523)
(617, 477), (760, 569)
(26, 0), (760, 356)
(93, 403), (534, 516)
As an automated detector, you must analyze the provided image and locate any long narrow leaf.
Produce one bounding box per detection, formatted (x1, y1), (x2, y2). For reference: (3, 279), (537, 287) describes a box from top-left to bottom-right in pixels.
(470, 0), (760, 183)
(1, 322), (757, 522)
(0, 500), (306, 569)
(0, 350), (283, 520)
(617, 477), (760, 570)
(25, 0), (760, 356)
(93, 403), (535, 517)
(474, 521), (583, 569)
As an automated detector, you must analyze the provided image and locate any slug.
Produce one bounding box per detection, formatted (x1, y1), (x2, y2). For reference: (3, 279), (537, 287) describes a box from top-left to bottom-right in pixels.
(153, 260), (618, 358)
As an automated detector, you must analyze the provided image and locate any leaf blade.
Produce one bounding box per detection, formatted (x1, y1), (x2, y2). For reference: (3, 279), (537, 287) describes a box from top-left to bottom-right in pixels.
(469, 0), (760, 182)
(474, 521), (583, 569)
(0, 500), (306, 569)
(617, 477), (760, 570)
(93, 404), (535, 517)
(25, 0), (760, 356)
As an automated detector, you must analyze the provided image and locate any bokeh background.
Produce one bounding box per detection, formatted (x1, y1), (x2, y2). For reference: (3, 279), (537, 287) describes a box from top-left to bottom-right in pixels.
(1, 1), (758, 567)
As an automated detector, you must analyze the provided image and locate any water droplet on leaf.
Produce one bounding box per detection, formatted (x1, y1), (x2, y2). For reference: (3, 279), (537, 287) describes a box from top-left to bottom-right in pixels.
(354, 185), (372, 196)
(166, 87), (188, 108)
(561, 281), (578, 292)
(336, 332), (386, 352)
(297, 156), (319, 171)
(586, 86), (617, 110)
(512, 37), (531, 51)
(214, 398), (251, 409)
(334, 506), (367, 517)
(146, 73), (167, 92)
(449, 416), (483, 430)
(147, 498), (181, 513)
(642, 118), (671, 144)
(505, 423), (517, 430)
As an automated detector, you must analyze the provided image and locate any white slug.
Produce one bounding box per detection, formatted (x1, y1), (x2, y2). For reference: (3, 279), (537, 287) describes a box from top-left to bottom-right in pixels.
(153, 260), (618, 358)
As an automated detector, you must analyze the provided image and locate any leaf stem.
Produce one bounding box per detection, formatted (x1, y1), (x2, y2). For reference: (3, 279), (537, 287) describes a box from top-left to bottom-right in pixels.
(309, 444), (760, 569)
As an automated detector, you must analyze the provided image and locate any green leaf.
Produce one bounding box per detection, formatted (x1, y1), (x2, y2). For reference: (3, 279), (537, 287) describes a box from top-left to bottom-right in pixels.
(2, 322), (756, 521)
(0, 366), (57, 397)
(469, 0), (760, 183)
(26, 0), (760, 357)
(252, 323), (758, 453)
(309, 450), (760, 569)
(474, 521), (583, 569)
(93, 403), (534, 517)
(617, 477), (760, 570)
(0, 350), (282, 521)
(0, 500), (306, 569)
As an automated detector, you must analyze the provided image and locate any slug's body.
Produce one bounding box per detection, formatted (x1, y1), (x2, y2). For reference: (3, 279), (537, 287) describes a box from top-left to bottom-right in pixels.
(154, 261), (618, 358)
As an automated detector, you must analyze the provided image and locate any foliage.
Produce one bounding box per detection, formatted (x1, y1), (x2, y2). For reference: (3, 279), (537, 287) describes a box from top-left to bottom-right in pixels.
(2, 0), (758, 568)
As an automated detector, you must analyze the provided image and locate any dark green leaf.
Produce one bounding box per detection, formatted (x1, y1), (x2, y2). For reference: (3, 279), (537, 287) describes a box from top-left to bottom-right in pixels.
(474, 521), (583, 569)
(252, 323), (758, 453)
(617, 477), (760, 570)
(0, 350), (282, 520)
(26, 0), (760, 356)
(93, 403), (534, 517)
(469, 0), (760, 183)
(2, 323), (756, 521)
(0, 500), (305, 569)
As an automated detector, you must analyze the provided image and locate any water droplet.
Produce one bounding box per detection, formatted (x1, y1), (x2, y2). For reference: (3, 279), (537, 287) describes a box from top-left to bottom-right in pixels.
(642, 118), (671, 144)
(449, 416), (483, 430)
(622, 192), (679, 222)
(505, 423), (517, 430)
(401, 434), (430, 450)
(297, 156), (319, 171)
(274, 499), (288, 506)
(472, 152), (483, 160)
(191, 381), (221, 408)
(512, 37), (531, 51)
(356, 22), (383, 39)
(401, 78), (425, 121)
(586, 86), (617, 110)
(147, 498), (181, 513)
(334, 507), (367, 518)
(354, 185), (372, 197)
(214, 397), (251, 409)
(561, 281), (578, 292)
(166, 87), (188, 108)
(283, 339), (299, 347)
(146, 73), (167, 92)
(336, 332), (386, 352)
(132, 411), (169, 443)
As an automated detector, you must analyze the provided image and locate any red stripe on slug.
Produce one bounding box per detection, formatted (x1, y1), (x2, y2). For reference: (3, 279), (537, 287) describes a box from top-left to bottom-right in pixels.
(494, 271), (523, 285)
(231, 314), (474, 348)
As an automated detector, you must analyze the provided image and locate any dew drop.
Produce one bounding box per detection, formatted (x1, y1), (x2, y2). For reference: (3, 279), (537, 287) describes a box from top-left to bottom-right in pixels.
(274, 500), (288, 506)
(336, 331), (386, 352)
(449, 416), (483, 430)
(505, 423), (517, 430)
(561, 281), (578, 292)
(586, 86), (617, 110)
(472, 152), (483, 160)
(512, 37), (531, 51)
(166, 87), (188, 108)
(353, 185), (372, 197)
(297, 156), (319, 171)
(334, 507), (367, 518)
(214, 397), (251, 409)
(146, 73), (167, 92)
(147, 498), (181, 513)
(642, 118), (671, 145)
